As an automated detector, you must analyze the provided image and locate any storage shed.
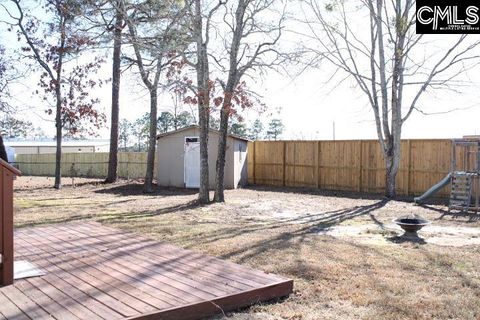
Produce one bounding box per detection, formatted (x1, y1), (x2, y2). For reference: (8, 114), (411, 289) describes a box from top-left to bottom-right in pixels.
(156, 125), (249, 189)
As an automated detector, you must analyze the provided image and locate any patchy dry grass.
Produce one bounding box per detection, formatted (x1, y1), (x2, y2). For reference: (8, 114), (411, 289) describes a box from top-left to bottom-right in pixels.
(13, 177), (480, 320)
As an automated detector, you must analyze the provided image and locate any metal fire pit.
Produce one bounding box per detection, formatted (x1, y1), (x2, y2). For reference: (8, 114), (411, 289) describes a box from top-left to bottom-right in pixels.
(393, 214), (431, 238)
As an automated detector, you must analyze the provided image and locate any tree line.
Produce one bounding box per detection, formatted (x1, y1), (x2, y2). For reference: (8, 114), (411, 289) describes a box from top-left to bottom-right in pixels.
(1, 0), (479, 200)
(120, 113), (285, 152)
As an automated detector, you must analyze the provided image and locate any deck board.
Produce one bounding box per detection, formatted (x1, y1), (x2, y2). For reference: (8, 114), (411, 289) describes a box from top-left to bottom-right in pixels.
(23, 244), (167, 313)
(15, 280), (80, 320)
(0, 222), (293, 320)
(19, 246), (181, 310)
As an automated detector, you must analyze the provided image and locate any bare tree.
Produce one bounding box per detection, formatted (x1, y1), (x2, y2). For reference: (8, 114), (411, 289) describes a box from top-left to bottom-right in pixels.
(6, 0), (105, 189)
(193, 0), (215, 204)
(0, 41), (23, 162)
(74, 0), (127, 183)
(213, 0), (285, 202)
(0, 44), (16, 115)
(168, 80), (196, 129)
(0, 45), (9, 161)
(183, 0), (225, 204)
(118, 118), (131, 151)
(179, 0), (283, 202)
(106, 0), (126, 183)
(302, 0), (480, 197)
(124, 0), (188, 193)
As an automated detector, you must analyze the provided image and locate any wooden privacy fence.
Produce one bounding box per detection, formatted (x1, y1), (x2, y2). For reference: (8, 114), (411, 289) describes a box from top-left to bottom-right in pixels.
(248, 139), (454, 198)
(14, 152), (157, 179)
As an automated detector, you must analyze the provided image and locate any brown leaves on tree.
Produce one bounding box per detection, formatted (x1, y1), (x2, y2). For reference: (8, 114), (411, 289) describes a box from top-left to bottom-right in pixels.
(15, 0), (107, 137)
(167, 58), (265, 119)
(40, 56), (106, 136)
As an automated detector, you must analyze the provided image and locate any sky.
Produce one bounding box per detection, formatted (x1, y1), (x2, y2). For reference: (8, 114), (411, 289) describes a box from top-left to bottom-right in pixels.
(2, 0), (480, 141)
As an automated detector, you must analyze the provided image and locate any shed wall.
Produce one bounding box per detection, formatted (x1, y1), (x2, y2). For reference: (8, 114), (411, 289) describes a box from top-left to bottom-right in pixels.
(156, 127), (239, 189)
(233, 139), (248, 187)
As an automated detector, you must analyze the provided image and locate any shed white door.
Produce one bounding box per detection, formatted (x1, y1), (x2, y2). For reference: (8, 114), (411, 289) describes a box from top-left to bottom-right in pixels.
(184, 137), (200, 188)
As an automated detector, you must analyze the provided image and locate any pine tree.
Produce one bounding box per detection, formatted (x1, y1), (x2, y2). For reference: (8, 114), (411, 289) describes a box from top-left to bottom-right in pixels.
(266, 119), (284, 140)
(248, 119), (263, 140)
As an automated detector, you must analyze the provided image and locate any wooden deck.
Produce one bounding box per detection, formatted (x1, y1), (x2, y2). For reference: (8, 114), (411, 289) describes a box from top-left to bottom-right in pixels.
(0, 222), (293, 319)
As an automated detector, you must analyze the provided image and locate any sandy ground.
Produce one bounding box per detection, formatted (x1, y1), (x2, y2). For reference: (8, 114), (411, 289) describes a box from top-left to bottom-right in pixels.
(316, 224), (480, 246)
(12, 176), (480, 320)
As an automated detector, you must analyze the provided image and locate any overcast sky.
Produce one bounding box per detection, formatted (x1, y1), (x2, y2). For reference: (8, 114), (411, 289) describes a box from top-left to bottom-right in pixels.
(2, 0), (480, 140)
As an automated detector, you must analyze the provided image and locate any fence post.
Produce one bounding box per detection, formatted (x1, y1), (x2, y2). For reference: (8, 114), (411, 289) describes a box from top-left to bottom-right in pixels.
(319, 141), (323, 188)
(315, 141), (320, 189)
(282, 141), (287, 186)
(358, 140), (363, 192)
(252, 142), (256, 185)
(406, 140), (411, 196)
(127, 153), (130, 180)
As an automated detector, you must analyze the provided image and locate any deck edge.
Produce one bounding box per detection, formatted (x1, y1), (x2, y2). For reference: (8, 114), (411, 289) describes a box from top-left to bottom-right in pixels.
(126, 279), (294, 320)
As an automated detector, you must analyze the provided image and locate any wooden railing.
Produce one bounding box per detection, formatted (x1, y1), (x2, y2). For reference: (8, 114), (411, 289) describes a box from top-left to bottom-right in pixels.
(0, 159), (21, 286)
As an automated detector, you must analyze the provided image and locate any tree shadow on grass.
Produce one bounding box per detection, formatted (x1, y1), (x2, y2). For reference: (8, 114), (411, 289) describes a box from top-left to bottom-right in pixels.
(94, 183), (198, 197)
(195, 199), (391, 264)
(96, 200), (200, 223)
(16, 214), (97, 229)
(419, 204), (480, 223)
(244, 185), (419, 204)
(16, 199), (201, 229)
(245, 185), (383, 200)
(15, 179), (103, 192)
(418, 204), (450, 217)
(24, 197), (389, 261)
(17, 193), (390, 267)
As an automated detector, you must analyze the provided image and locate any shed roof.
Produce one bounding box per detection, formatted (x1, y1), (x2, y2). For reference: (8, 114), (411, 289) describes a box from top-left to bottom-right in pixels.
(156, 125), (250, 142)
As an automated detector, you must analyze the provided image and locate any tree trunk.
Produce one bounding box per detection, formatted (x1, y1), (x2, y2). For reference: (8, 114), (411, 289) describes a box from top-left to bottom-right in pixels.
(198, 95), (210, 203)
(53, 19), (66, 190)
(384, 138), (401, 198)
(385, 155), (396, 198)
(383, 0), (405, 199)
(105, 6), (123, 184)
(54, 87), (62, 189)
(0, 134), (8, 162)
(213, 0), (246, 202)
(194, 0), (210, 204)
(173, 104), (178, 130)
(213, 101), (230, 202)
(143, 88), (158, 193)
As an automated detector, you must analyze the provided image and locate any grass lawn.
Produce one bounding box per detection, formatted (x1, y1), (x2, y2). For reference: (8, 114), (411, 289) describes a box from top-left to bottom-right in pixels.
(13, 176), (480, 320)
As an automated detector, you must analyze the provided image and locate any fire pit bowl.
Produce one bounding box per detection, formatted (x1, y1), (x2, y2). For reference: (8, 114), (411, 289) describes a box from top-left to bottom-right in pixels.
(393, 215), (431, 238)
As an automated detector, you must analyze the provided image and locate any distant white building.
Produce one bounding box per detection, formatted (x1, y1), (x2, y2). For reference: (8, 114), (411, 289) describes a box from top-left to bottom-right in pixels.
(5, 146), (15, 162)
(4, 140), (110, 155)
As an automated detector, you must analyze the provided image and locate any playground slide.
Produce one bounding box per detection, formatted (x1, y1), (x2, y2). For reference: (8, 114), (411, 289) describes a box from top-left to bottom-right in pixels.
(414, 172), (452, 203)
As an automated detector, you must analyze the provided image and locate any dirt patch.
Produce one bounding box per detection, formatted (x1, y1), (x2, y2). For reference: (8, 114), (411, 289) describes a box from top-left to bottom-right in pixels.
(316, 224), (480, 247)
(15, 176), (104, 190)
(12, 176), (480, 320)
